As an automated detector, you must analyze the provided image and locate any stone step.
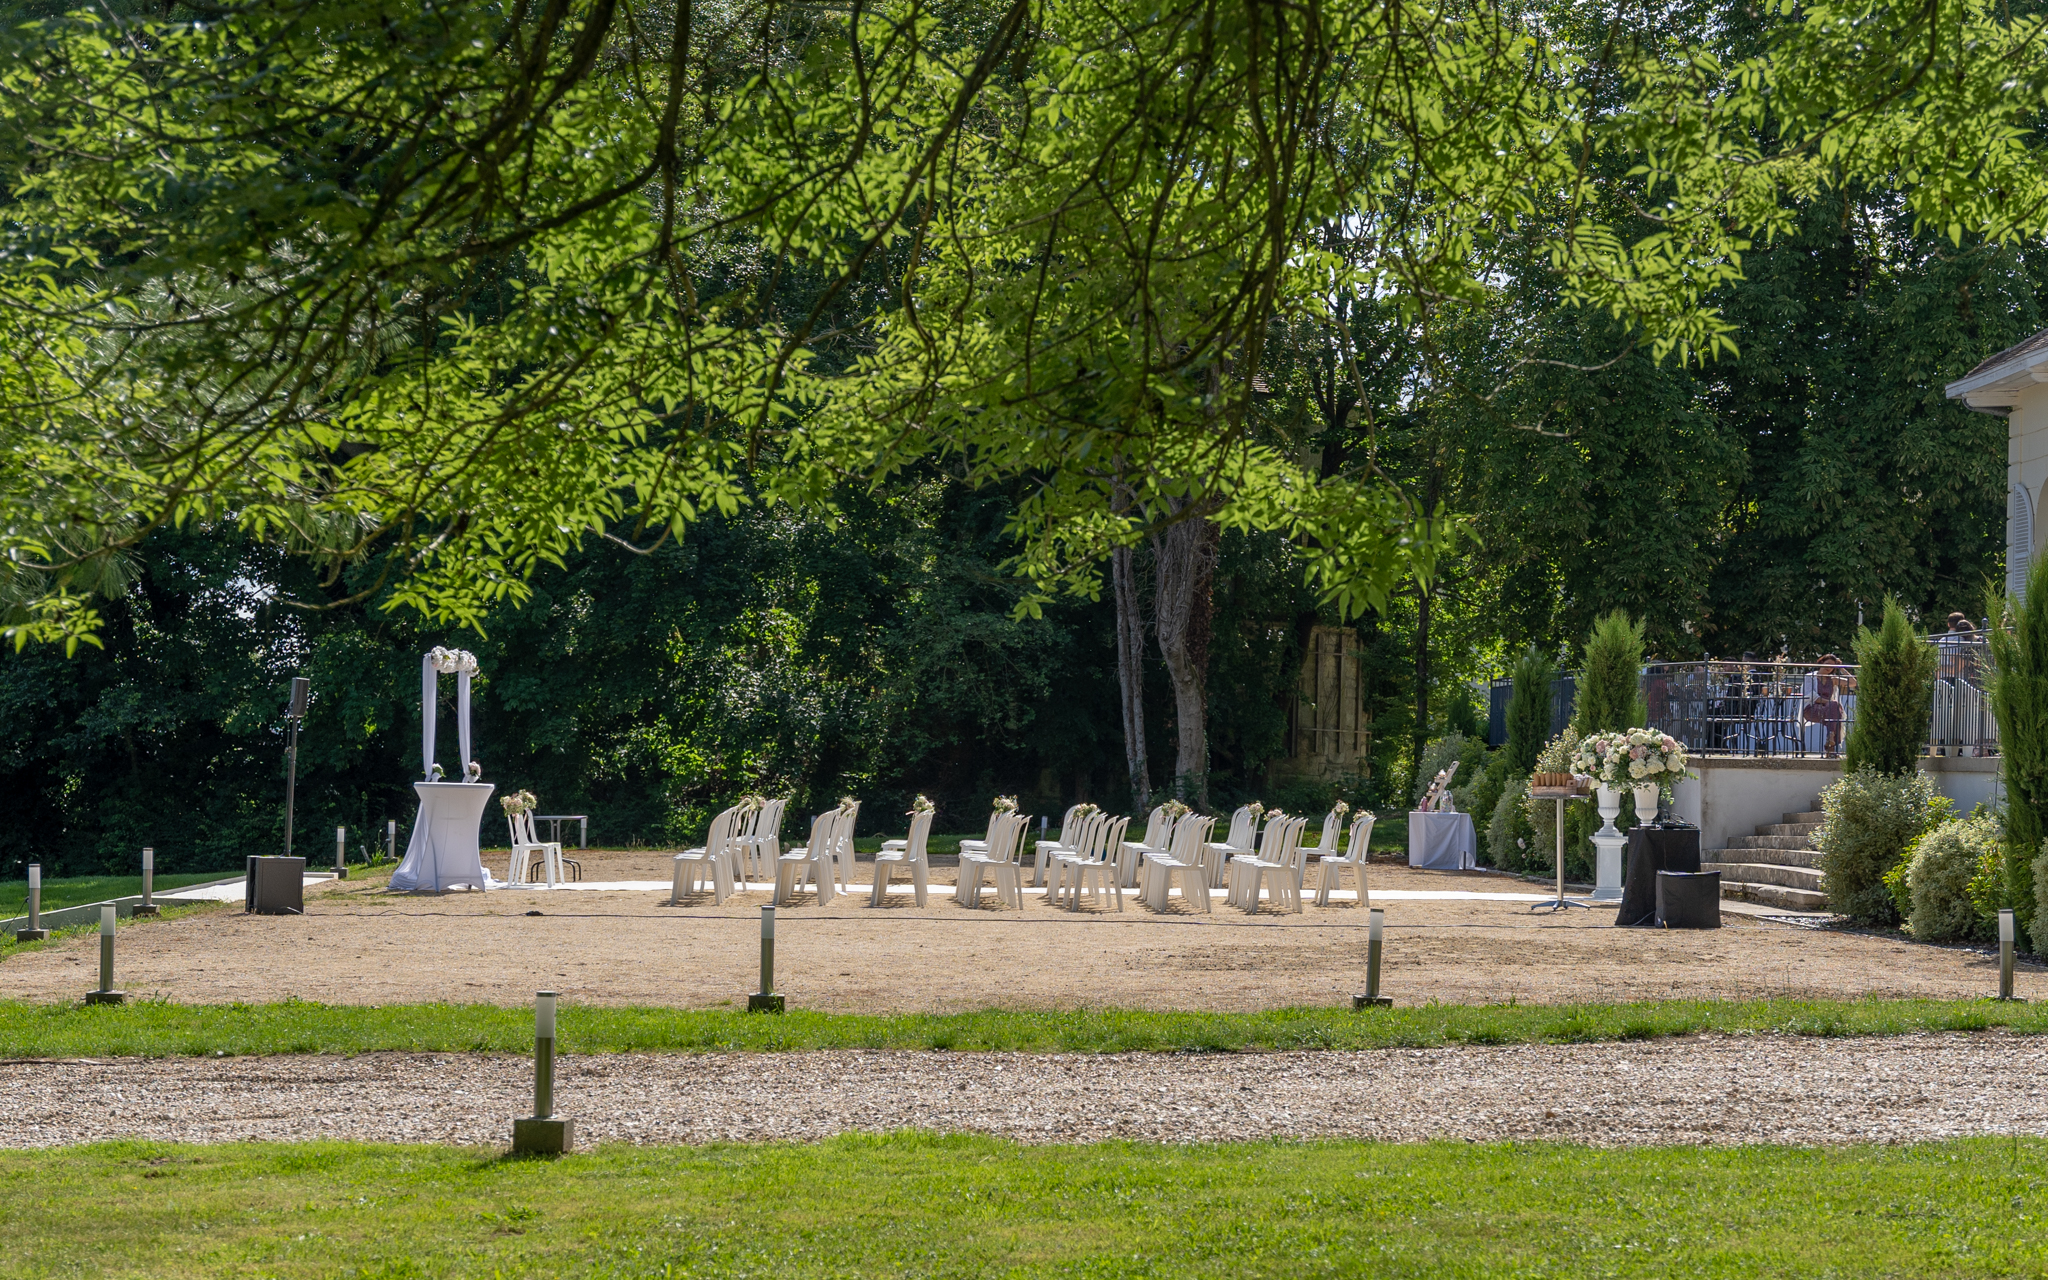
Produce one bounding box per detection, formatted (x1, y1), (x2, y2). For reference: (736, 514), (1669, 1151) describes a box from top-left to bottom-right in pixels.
(1759, 822), (1823, 838)
(1719, 879), (1830, 912)
(1784, 811), (1825, 826)
(1702, 860), (1825, 892)
(1707, 846), (1820, 869)
(1727, 832), (1822, 851)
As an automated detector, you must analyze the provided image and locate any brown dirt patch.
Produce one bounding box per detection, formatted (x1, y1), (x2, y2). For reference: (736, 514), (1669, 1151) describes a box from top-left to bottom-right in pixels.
(2, 856), (2036, 1011)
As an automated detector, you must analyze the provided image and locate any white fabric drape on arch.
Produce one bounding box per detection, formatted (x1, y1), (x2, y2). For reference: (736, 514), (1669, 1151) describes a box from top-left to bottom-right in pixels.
(419, 654), (475, 780)
(393, 651), (492, 892)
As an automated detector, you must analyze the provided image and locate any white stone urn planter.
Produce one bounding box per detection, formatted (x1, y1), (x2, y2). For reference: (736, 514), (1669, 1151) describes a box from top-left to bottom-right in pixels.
(1591, 784), (1626, 903)
(1632, 782), (1661, 826)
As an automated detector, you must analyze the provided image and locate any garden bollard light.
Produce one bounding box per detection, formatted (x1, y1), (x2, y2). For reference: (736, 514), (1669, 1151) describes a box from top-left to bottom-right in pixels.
(134, 847), (160, 917)
(749, 905), (784, 1012)
(511, 991), (574, 1153)
(1353, 907), (1392, 1008)
(1999, 909), (2025, 1002)
(334, 826), (349, 880)
(85, 905), (125, 1005)
(386, 820), (397, 863)
(17, 864), (48, 941)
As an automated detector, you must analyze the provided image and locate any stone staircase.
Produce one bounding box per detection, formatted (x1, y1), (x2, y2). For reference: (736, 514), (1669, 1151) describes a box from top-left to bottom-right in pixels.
(1702, 805), (1829, 912)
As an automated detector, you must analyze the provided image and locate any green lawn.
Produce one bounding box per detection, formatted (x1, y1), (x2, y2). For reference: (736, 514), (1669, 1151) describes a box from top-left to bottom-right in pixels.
(2, 1134), (2042, 1278)
(3, 996), (2046, 1059)
(2, 872), (236, 915)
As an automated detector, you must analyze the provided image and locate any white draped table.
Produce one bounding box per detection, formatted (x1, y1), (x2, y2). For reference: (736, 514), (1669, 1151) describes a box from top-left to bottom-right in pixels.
(1407, 810), (1476, 870)
(390, 781), (496, 892)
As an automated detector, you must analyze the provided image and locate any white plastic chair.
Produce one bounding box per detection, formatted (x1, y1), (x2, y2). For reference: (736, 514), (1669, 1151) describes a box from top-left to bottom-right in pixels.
(511, 811), (568, 886)
(1118, 806), (1170, 886)
(870, 809), (934, 906)
(1140, 814), (1214, 912)
(959, 813), (1029, 908)
(1046, 811), (1107, 907)
(832, 800), (860, 890)
(1299, 808), (1344, 862)
(958, 808), (1006, 858)
(736, 798), (787, 881)
(774, 811), (841, 905)
(1314, 814), (1375, 906)
(1201, 805), (1257, 887)
(671, 806), (739, 904)
(1055, 813), (1129, 911)
(1031, 804), (1087, 886)
(1229, 814), (1308, 913)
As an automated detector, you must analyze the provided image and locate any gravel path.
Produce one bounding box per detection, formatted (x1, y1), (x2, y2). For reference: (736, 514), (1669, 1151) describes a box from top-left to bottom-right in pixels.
(9, 1033), (2048, 1149)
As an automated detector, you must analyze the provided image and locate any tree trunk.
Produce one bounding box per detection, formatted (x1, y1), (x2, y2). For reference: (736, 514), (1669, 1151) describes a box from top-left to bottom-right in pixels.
(1413, 582), (1431, 775)
(1111, 542), (1151, 810)
(1153, 508), (1219, 806)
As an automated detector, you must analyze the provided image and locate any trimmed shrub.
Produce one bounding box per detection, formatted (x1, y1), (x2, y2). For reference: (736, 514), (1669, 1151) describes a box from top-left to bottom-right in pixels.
(1461, 751), (1511, 863)
(1572, 610), (1647, 735)
(1990, 556), (2048, 950)
(1489, 774), (1535, 873)
(1504, 646), (1555, 775)
(1907, 816), (2002, 943)
(1816, 768), (1945, 925)
(1843, 597), (1936, 776)
(1412, 733), (1468, 808)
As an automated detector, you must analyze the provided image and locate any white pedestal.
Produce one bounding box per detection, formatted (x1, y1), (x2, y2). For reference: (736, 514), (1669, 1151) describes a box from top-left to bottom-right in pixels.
(390, 781), (496, 892)
(1591, 832), (1626, 903)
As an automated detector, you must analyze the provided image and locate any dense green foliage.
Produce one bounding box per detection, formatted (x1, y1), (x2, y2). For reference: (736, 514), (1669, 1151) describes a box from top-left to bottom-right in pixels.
(6, 997), (2048, 1059)
(8, 1135), (2048, 1278)
(1907, 815), (2004, 944)
(6, 2), (2048, 874)
(1817, 768), (1948, 926)
(1503, 647), (1556, 775)
(1991, 555), (2048, 950)
(1845, 598), (1939, 775)
(1571, 611), (1648, 735)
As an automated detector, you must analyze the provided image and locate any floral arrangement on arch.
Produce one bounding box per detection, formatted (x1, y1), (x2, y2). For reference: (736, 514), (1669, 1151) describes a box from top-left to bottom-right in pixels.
(992, 795), (1018, 813)
(1571, 728), (1689, 788)
(499, 790), (537, 816)
(428, 646), (480, 676)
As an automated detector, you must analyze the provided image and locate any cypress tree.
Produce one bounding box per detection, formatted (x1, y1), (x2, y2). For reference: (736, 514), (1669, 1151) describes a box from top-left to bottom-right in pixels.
(1988, 564), (2048, 948)
(1572, 610), (1648, 734)
(1505, 645), (1556, 775)
(1844, 597), (1937, 777)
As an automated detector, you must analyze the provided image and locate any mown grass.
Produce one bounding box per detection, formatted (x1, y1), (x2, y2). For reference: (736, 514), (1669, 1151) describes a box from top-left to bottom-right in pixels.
(2, 1134), (2043, 1278)
(3, 995), (2045, 1059)
(1, 872), (237, 916)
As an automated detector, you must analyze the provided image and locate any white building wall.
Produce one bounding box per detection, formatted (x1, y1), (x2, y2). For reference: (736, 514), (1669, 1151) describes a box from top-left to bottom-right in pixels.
(1670, 756), (2002, 850)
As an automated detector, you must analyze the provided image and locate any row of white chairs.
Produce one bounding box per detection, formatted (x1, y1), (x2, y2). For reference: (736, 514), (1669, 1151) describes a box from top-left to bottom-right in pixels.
(667, 796), (1374, 915)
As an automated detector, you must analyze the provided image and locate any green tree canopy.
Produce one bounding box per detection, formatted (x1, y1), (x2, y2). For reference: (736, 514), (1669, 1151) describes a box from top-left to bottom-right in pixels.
(5, 0), (2048, 650)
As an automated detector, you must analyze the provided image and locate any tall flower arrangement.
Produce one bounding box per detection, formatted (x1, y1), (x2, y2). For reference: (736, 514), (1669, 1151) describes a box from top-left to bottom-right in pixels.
(1571, 729), (1688, 790)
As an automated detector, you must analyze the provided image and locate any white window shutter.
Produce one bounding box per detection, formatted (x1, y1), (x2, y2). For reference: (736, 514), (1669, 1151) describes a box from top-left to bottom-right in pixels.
(2011, 481), (2034, 603)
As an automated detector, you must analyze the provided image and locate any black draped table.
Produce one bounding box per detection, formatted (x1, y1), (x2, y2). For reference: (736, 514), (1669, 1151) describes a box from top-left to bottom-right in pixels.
(1615, 825), (1701, 927)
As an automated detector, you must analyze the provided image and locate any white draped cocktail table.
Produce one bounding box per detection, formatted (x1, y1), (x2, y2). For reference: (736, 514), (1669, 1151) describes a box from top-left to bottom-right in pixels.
(389, 781), (496, 892)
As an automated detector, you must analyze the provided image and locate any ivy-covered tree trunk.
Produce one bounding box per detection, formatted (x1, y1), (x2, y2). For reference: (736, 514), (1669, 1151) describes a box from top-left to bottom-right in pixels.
(1111, 541), (1151, 810)
(1153, 509), (1218, 806)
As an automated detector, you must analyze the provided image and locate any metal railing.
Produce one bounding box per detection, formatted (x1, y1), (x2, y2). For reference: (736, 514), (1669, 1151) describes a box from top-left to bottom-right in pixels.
(1485, 640), (1999, 759)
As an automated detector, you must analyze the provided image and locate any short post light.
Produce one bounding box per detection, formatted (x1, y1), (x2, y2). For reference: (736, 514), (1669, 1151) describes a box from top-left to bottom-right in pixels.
(386, 819), (397, 863)
(17, 864), (48, 942)
(134, 847), (160, 917)
(511, 991), (575, 1154)
(749, 905), (785, 1012)
(1999, 909), (2025, 1002)
(1353, 907), (1392, 1008)
(85, 905), (125, 1005)
(334, 826), (349, 880)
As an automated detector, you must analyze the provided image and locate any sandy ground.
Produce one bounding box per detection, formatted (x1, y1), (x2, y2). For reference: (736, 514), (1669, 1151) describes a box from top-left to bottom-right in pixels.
(2, 850), (2038, 1010)
(8, 1033), (2047, 1148)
